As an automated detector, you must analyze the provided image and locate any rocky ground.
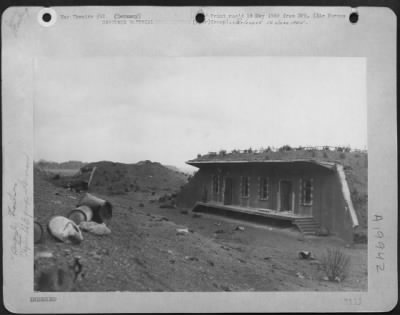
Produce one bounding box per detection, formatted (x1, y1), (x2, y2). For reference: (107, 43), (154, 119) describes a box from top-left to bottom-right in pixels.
(34, 171), (367, 292)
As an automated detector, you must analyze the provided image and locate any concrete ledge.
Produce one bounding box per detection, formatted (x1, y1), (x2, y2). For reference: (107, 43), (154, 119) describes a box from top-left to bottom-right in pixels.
(192, 202), (311, 227)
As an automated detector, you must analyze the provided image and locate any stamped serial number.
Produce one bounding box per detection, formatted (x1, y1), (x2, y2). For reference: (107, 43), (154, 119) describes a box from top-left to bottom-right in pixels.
(30, 296), (57, 302)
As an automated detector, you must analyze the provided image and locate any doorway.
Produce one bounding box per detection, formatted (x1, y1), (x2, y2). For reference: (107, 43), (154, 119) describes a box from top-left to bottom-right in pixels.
(280, 180), (292, 211)
(224, 178), (233, 205)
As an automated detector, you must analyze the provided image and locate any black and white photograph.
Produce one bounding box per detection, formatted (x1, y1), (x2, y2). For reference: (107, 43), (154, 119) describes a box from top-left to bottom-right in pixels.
(2, 6), (397, 313)
(33, 56), (368, 292)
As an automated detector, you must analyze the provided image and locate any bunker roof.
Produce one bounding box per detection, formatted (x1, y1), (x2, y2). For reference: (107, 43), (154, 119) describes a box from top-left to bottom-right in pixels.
(187, 158), (337, 170)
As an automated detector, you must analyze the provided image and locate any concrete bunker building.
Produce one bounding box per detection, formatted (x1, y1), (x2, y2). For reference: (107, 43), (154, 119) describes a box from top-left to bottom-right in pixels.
(177, 154), (359, 242)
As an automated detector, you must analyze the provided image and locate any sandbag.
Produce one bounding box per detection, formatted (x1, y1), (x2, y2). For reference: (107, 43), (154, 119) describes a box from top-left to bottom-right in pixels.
(79, 221), (111, 236)
(47, 216), (83, 244)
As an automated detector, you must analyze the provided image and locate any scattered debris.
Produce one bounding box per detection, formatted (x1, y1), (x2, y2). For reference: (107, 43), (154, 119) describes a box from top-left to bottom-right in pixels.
(68, 196), (77, 200)
(35, 251), (54, 259)
(79, 221), (111, 236)
(221, 245), (230, 251)
(139, 203), (144, 207)
(298, 251), (313, 260)
(152, 216), (169, 222)
(176, 228), (189, 235)
(235, 226), (245, 231)
(207, 260), (215, 266)
(160, 204), (176, 209)
(263, 257), (271, 260)
(184, 256), (199, 262)
(65, 180), (88, 193)
(192, 213), (202, 218)
(180, 210), (189, 215)
(68, 205), (93, 225)
(48, 216), (83, 244)
(78, 193), (112, 224)
(220, 285), (232, 291)
(215, 229), (224, 234)
(35, 257), (83, 292)
(296, 272), (305, 279)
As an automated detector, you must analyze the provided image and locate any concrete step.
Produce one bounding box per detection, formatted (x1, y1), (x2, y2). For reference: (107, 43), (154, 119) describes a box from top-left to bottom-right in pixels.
(294, 217), (320, 235)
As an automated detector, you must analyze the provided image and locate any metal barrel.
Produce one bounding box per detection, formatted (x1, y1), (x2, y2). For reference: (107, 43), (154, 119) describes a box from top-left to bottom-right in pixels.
(34, 221), (43, 244)
(67, 205), (93, 225)
(78, 193), (112, 224)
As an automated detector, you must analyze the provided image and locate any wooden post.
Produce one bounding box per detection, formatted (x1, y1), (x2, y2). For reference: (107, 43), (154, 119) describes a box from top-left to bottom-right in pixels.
(291, 192), (295, 212)
(87, 166), (97, 189)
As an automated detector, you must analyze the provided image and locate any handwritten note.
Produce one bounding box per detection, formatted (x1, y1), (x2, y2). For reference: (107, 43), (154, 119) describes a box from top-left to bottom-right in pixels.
(6, 154), (32, 259)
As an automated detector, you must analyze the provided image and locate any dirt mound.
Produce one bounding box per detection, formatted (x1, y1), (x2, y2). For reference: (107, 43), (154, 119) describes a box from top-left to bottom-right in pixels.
(80, 160), (189, 195)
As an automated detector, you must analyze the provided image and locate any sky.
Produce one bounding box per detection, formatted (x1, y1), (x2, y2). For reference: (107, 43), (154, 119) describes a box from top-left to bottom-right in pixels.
(34, 56), (366, 171)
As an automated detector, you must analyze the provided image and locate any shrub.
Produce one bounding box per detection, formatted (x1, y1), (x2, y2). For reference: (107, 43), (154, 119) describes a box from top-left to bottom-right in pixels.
(279, 145), (292, 152)
(354, 231), (368, 243)
(320, 248), (351, 281)
(339, 152), (346, 159)
(322, 152), (328, 158)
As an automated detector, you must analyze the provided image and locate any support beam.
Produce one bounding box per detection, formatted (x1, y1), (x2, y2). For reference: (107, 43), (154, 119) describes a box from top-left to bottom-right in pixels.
(336, 164), (359, 228)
